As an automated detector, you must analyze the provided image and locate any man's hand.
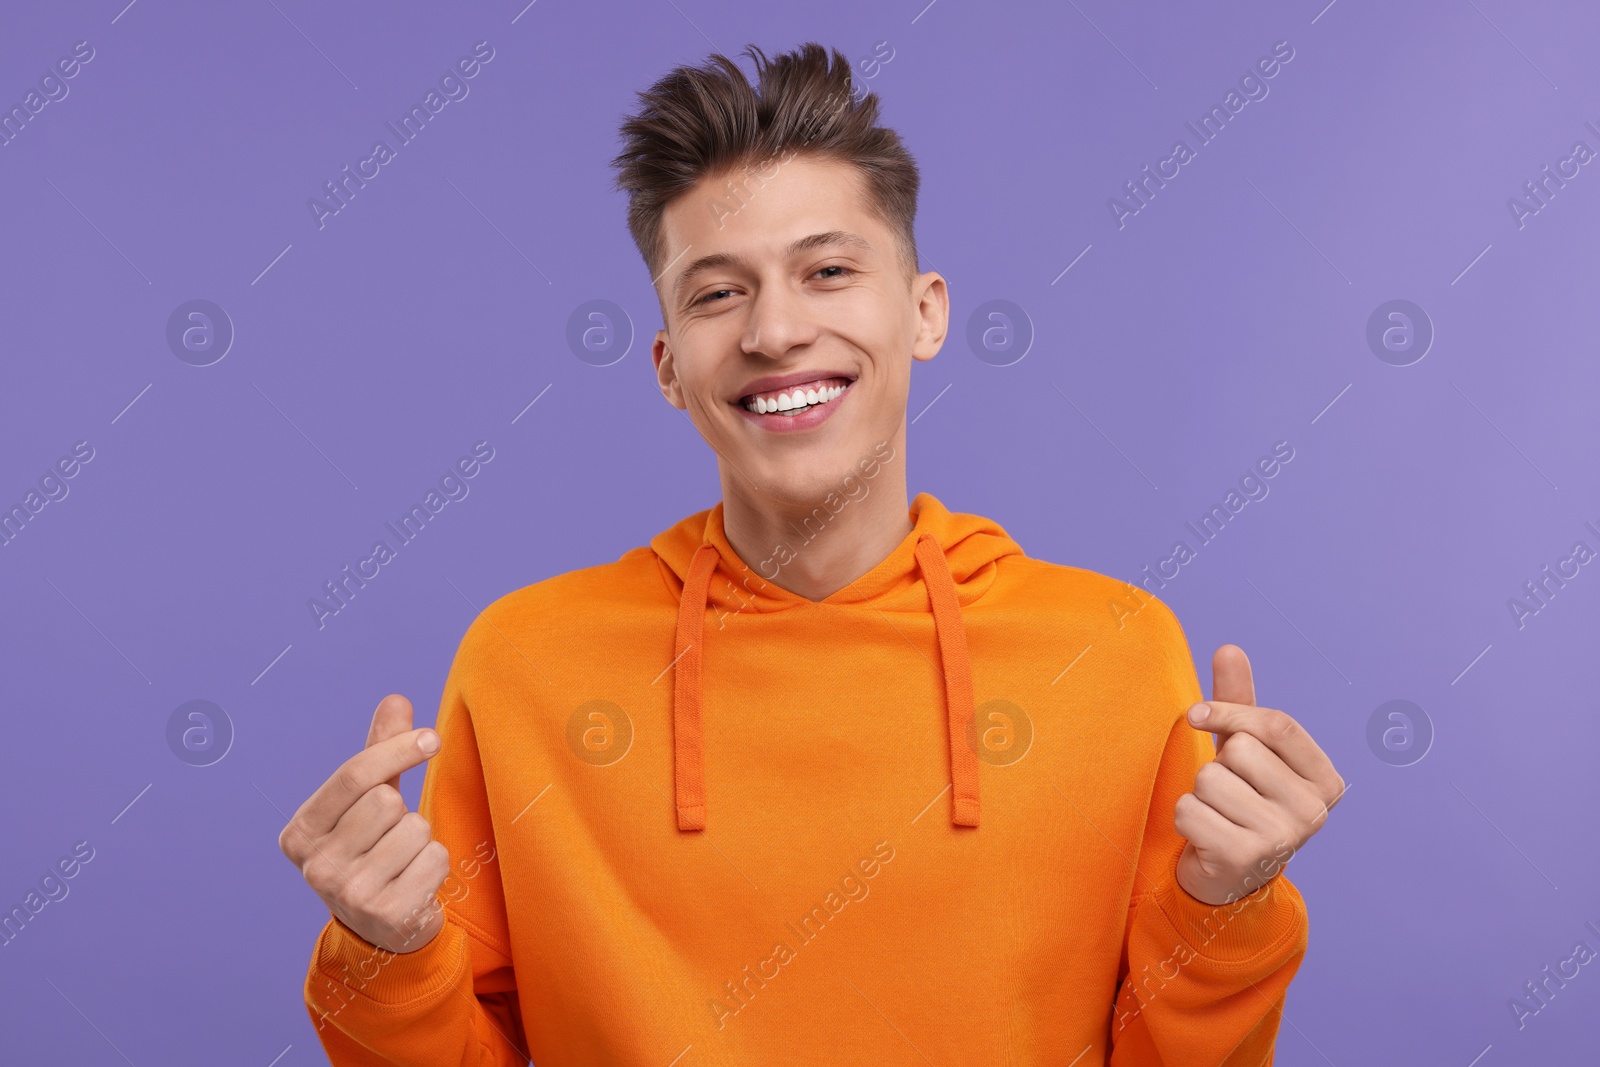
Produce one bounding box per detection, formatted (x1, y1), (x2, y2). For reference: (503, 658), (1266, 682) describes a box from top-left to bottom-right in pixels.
(278, 694), (453, 953)
(1172, 645), (1345, 907)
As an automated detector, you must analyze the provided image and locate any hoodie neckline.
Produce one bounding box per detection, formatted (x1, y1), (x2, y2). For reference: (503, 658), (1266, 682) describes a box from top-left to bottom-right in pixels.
(650, 491), (1025, 834)
(652, 492), (1015, 615)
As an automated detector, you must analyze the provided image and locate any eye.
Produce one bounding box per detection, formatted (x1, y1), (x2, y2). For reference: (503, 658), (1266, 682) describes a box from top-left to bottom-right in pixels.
(694, 266), (853, 306)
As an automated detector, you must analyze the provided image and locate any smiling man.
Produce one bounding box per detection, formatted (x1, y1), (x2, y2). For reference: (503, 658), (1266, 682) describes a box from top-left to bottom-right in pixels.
(280, 42), (1345, 1066)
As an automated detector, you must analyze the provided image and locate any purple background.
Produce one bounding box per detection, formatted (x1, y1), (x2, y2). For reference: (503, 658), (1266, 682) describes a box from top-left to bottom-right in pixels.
(3, 1), (1597, 1063)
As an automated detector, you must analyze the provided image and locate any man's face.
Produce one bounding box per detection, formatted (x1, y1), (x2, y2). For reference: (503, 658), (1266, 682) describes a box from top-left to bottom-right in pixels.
(650, 154), (947, 506)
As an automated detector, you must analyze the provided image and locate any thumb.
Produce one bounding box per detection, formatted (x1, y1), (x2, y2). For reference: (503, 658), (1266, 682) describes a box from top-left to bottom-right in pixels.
(366, 693), (419, 794)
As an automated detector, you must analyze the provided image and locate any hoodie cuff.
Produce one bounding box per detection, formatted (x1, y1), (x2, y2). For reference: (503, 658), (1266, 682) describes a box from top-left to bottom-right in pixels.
(306, 913), (467, 1013)
(1148, 869), (1306, 964)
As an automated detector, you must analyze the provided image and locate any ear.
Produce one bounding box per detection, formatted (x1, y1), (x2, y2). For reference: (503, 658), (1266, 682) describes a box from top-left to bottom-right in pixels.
(652, 329), (687, 410)
(911, 271), (949, 364)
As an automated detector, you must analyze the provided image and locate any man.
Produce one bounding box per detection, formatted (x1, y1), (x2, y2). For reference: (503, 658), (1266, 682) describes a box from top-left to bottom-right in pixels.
(279, 42), (1344, 1065)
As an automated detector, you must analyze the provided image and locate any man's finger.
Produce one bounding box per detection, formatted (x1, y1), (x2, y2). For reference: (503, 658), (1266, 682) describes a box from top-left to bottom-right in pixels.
(1186, 699), (1330, 783)
(328, 783), (408, 860)
(383, 841), (452, 947)
(299, 728), (440, 836)
(367, 694), (416, 794)
(1173, 791), (1252, 852)
(1191, 760), (1277, 833)
(1213, 731), (1303, 807)
(1210, 644), (1256, 707)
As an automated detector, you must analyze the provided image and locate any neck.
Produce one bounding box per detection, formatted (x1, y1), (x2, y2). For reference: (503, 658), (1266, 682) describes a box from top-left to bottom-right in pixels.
(719, 459), (913, 604)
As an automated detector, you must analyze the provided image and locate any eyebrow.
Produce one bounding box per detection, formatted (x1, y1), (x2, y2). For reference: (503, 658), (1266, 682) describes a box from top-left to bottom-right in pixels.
(669, 230), (875, 305)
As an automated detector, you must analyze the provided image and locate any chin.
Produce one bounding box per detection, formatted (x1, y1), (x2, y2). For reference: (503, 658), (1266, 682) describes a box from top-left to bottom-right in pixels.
(756, 453), (863, 506)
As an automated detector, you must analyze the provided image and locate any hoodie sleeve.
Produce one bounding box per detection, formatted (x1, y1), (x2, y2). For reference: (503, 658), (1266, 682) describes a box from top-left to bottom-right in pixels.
(302, 625), (532, 1066)
(1107, 600), (1310, 1066)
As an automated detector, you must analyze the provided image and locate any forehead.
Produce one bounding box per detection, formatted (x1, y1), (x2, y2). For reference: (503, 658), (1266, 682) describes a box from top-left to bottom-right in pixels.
(657, 155), (884, 285)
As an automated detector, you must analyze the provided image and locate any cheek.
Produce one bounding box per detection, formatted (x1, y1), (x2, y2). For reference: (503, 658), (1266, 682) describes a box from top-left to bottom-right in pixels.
(833, 310), (906, 375)
(863, 345), (912, 408)
(666, 341), (718, 406)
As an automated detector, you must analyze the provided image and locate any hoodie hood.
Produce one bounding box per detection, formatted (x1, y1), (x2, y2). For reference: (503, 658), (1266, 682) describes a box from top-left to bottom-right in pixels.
(649, 491), (1026, 832)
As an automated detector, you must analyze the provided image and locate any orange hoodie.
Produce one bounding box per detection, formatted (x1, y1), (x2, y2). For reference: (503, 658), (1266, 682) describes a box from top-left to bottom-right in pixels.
(303, 491), (1309, 1065)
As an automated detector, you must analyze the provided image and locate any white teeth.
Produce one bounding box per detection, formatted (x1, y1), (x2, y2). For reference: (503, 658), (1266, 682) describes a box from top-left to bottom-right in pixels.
(742, 381), (848, 414)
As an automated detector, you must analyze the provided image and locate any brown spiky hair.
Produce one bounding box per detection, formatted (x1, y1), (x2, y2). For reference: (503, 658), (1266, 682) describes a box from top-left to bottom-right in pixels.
(609, 42), (921, 304)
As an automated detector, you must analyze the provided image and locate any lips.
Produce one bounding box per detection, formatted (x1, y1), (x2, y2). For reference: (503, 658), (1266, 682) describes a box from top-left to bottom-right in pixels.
(732, 376), (851, 431)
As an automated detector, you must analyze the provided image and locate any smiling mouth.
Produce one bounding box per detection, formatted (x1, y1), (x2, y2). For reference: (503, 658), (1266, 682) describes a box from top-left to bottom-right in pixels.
(737, 376), (855, 416)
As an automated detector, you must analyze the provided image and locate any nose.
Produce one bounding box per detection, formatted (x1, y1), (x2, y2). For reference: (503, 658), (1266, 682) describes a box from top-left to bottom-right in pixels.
(740, 277), (819, 360)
